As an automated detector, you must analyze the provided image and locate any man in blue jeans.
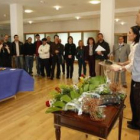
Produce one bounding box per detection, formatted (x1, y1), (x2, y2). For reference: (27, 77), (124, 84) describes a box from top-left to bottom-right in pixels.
(24, 37), (35, 76)
(11, 35), (24, 69)
(34, 34), (42, 76)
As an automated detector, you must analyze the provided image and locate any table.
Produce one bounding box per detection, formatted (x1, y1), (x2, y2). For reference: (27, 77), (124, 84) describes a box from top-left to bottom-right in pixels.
(54, 101), (125, 140)
(0, 68), (34, 101)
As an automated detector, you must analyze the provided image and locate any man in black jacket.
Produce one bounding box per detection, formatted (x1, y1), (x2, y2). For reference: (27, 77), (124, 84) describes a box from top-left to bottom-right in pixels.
(11, 35), (24, 69)
(3, 34), (12, 67)
(95, 33), (110, 76)
(50, 35), (64, 80)
(34, 34), (42, 76)
(24, 37), (35, 75)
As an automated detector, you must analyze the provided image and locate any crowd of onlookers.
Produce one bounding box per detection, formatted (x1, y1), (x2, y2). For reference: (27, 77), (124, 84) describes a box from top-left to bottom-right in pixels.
(0, 33), (111, 80)
(0, 32), (133, 87)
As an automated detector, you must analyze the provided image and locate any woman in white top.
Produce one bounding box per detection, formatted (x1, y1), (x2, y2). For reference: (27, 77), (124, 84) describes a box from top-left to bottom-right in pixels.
(38, 38), (50, 78)
(119, 25), (140, 129)
(118, 26), (140, 72)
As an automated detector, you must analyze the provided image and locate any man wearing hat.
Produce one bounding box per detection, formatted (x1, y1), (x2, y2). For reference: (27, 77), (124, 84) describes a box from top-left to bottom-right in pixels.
(38, 38), (50, 78)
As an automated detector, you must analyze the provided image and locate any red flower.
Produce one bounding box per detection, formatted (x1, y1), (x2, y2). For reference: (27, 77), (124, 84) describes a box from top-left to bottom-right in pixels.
(81, 74), (85, 78)
(46, 100), (50, 107)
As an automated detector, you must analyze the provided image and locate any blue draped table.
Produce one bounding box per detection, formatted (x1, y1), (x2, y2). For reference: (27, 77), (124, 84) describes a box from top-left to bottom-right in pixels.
(0, 68), (34, 101)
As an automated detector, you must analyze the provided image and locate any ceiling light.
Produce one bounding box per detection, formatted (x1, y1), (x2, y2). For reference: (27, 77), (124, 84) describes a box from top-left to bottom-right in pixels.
(121, 22), (125, 25)
(89, 0), (100, 4)
(3, 14), (6, 17)
(54, 6), (61, 10)
(115, 18), (120, 22)
(28, 21), (33, 24)
(25, 9), (33, 13)
(76, 16), (80, 20)
(40, 0), (45, 3)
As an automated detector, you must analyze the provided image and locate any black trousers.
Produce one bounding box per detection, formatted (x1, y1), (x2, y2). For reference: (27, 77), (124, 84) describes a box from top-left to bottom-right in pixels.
(130, 80), (140, 127)
(88, 56), (96, 77)
(51, 56), (60, 78)
(40, 58), (50, 77)
(78, 58), (86, 77)
(61, 63), (65, 74)
(66, 58), (74, 78)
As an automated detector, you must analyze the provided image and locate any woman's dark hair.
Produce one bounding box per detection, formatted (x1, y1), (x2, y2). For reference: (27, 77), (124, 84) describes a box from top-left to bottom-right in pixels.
(54, 34), (59, 39)
(67, 36), (73, 43)
(35, 34), (40, 37)
(87, 37), (95, 45)
(131, 25), (140, 44)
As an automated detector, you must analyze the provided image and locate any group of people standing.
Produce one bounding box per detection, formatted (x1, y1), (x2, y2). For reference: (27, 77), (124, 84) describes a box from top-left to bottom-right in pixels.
(0, 33), (110, 79)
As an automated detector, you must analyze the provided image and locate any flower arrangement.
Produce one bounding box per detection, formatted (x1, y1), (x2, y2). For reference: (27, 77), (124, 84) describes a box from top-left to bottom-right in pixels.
(46, 75), (126, 121)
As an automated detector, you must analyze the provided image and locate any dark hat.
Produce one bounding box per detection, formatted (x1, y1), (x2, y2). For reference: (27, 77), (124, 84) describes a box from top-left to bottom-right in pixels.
(42, 38), (47, 41)
(35, 34), (40, 37)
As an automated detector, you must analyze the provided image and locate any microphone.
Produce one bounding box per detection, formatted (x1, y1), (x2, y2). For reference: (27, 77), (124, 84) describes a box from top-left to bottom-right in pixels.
(105, 44), (124, 65)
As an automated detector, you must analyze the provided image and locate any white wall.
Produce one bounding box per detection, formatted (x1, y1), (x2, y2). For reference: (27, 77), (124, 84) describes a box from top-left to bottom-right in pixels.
(24, 16), (136, 34)
(114, 16), (136, 33)
(24, 18), (100, 33)
(0, 29), (10, 40)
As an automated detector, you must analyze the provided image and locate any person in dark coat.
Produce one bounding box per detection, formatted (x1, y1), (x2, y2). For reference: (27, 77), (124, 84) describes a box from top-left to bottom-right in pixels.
(65, 36), (76, 79)
(50, 35), (64, 80)
(11, 35), (24, 69)
(3, 34), (12, 67)
(24, 37), (35, 75)
(34, 34), (42, 76)
(95, 33), (110, 76)
(0, 40), (11, 67)
(76, 40), (86, 78)
(85, 37), (96, 77)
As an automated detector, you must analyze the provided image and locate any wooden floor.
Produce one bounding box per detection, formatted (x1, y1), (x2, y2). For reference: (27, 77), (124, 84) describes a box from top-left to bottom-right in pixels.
(0, 64), (139, 140)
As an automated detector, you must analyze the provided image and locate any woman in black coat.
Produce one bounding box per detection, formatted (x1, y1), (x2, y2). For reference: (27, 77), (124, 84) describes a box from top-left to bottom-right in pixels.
(85, 37), (96, 77)
(65, 36), (76, 79)
(0, 40), (11, 67)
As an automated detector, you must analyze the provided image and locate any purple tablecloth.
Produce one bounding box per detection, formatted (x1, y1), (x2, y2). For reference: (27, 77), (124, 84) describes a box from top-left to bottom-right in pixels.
(0, 68), (34, 100)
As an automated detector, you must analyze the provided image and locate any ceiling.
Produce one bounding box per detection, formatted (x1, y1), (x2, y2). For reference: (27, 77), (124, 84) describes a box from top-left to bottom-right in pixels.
(0, 0), (140, 25)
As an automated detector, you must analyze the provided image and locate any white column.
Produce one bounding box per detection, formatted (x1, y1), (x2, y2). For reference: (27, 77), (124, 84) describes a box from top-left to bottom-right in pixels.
(100, 0), (115, 50)
(10, 4), (23, 42)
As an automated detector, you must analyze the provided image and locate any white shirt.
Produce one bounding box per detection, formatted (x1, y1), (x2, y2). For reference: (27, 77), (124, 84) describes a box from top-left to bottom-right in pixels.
(15, 41), (20, 56)
(125, 43), (138, 72)
(38, 44), (50, 59)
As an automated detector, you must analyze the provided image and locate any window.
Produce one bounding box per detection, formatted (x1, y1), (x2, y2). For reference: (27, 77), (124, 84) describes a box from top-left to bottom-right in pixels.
(25, 34), (35, 43)
(57, 33), (68, 45)
(69, 32), (82, 47)
(46, 33), (56, 42)
(39, 34), (45, 40)
(83, 32), (98, 46)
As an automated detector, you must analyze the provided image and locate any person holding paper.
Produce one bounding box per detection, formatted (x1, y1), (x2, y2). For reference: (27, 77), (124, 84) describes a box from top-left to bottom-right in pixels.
(85, 37), (96, 77)
(113, 36), (130, 88)
(95, 33), (110, 76)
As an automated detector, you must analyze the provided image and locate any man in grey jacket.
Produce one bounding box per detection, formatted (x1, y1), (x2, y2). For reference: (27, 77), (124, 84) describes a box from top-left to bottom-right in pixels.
(113, 36), (130, 88)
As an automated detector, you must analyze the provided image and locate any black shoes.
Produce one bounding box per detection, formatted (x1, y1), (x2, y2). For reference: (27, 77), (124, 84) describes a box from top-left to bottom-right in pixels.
(127, 124), (140, 130)
(127, 121), (133, 125)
